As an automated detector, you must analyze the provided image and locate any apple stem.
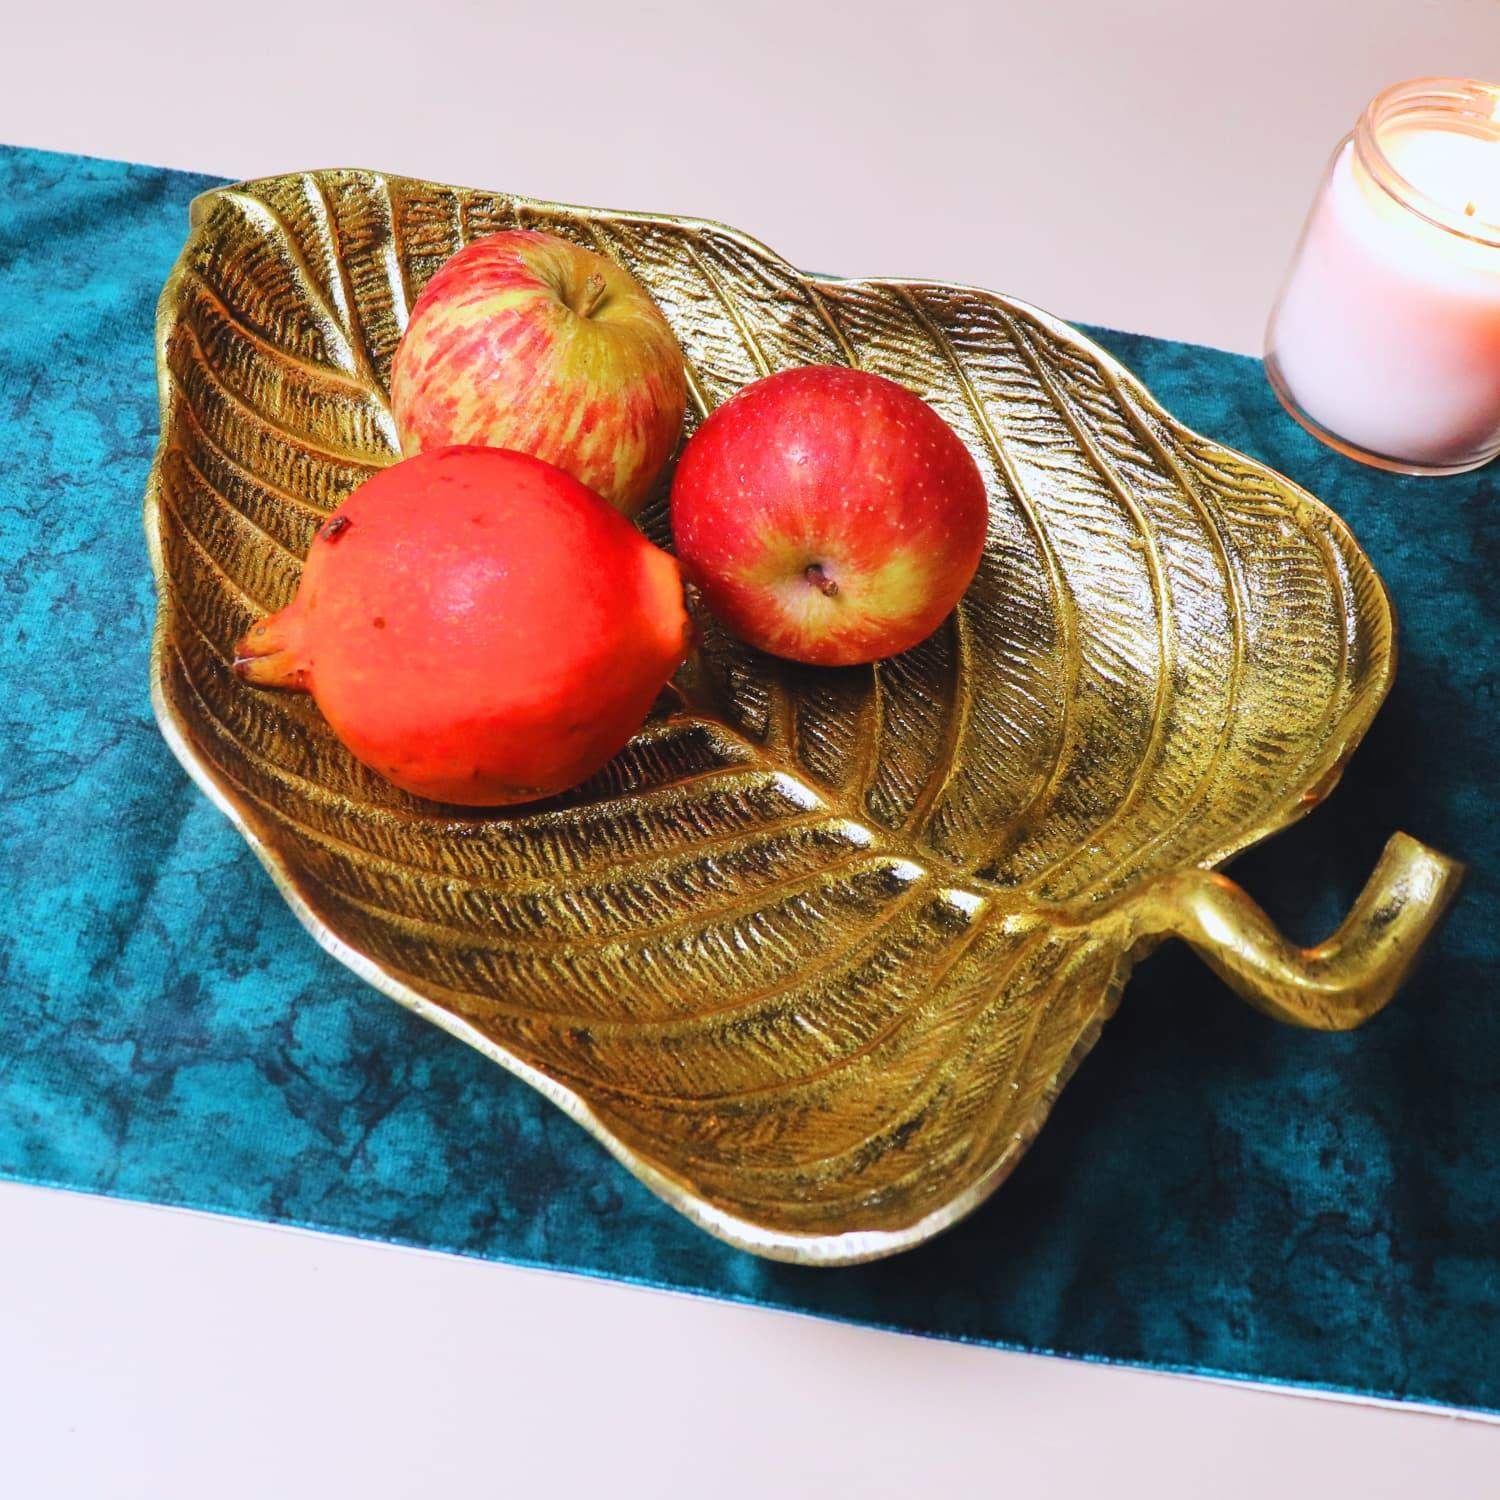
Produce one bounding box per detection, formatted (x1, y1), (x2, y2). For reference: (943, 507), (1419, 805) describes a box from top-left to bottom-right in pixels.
(805, 563), (839, 598)
(576, 272), (608, 319)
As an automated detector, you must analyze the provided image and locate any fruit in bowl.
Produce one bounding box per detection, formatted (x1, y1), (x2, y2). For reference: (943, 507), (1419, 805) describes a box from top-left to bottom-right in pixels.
(391, 231), (687, 516)
(234, 447), (690, 806)
(670, 366), (988, 667)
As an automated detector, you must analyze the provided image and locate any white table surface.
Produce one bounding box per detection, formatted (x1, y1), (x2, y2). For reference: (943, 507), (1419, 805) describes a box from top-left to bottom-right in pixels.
(5, 3), (1499, 1494)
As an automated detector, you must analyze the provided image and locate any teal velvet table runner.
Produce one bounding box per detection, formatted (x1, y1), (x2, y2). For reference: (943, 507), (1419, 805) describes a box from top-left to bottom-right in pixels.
(2, 144), (1496, 1413)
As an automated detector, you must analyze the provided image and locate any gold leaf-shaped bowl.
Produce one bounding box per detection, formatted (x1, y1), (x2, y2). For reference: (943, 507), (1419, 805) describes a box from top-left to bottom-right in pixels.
(145, 170), (1462, 1264)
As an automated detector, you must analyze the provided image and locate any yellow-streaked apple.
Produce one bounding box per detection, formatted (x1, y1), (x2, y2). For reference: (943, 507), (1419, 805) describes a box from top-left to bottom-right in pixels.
(391, 231), (686, 516)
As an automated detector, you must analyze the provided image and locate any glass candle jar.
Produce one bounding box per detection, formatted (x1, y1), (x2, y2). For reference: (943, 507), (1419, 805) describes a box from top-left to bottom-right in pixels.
(1265, 77), (1500, 475)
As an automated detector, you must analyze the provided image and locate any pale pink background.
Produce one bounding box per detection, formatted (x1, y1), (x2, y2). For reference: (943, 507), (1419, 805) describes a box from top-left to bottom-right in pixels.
(4, 4), (1500, 1495)
(6, 0), (1499, 353)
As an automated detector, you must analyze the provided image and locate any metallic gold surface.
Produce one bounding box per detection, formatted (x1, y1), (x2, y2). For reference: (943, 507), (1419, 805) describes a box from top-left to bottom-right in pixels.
(144, 170), (1462, 1264)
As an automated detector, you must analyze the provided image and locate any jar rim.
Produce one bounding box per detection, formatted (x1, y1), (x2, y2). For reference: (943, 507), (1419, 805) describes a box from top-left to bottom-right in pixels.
(1354, 76), (1500, 248)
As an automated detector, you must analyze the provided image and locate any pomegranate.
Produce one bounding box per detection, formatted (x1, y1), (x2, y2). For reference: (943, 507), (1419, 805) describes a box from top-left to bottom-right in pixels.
(234, 446), (690, 806)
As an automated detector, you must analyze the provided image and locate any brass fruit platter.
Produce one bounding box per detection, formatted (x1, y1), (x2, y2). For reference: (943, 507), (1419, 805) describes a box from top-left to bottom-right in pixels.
(145, 169), (1462, 1265)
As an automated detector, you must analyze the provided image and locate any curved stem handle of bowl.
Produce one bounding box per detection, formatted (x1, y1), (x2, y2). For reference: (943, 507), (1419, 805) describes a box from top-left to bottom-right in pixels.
(1134, 833), (1464, 1030)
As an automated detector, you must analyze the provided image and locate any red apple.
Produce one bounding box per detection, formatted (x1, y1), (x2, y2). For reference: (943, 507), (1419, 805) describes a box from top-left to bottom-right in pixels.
(670, 367), (988, 666)
(391, 231), (687, 516)
(234, 447), (690, 806)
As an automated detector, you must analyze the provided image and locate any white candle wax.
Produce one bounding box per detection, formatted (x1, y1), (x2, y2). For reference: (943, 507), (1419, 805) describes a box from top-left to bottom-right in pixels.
(1269, 117), (1500, 470)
